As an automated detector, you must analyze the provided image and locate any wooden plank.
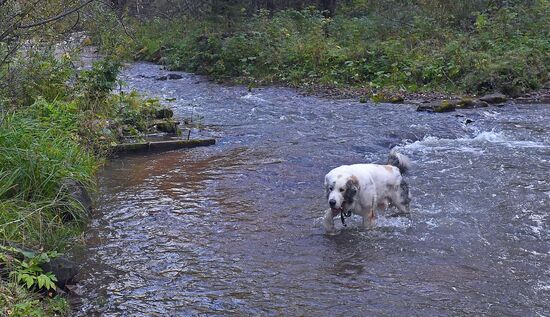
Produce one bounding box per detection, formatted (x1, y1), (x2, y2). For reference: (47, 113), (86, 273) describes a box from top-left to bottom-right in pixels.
(110, 138), (216, 155)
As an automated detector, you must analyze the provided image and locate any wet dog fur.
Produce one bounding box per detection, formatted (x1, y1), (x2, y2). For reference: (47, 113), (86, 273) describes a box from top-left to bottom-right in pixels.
(323, 150), (411, 233)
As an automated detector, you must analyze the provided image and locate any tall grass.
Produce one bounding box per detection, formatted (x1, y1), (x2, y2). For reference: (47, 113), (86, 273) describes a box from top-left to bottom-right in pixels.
(0, 111), (97, 249)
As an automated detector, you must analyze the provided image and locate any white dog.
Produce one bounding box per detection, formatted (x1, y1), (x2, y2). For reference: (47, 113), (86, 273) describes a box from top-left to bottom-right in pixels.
(323, 150), (411, 233)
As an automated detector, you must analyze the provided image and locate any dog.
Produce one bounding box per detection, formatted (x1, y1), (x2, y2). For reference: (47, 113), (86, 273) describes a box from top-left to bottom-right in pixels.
(323, 150), (411, 233)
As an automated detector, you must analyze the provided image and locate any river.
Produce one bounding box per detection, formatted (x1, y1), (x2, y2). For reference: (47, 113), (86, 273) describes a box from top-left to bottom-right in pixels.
(73, 62), (549, 316)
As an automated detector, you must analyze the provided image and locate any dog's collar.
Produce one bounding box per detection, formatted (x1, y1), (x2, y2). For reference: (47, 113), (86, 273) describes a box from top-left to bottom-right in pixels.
(340, 209), (352, 226)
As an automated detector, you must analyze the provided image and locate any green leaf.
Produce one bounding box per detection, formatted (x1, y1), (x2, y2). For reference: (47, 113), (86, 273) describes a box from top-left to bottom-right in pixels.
(21, 250), (36, 258)
(25, 275), (35, 289)
(47, 272), (58, 282)
(45, 279), (56, 290)
(37, 275), (46, 288)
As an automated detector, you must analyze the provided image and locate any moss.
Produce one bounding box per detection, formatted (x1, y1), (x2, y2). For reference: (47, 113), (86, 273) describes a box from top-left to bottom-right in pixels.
(434, 100), (457, 112)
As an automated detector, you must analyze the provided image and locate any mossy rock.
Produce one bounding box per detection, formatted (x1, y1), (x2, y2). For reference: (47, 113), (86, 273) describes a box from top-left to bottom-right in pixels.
(155, 120), (180, 133)
(434, 100), (457, 113)
(479, 93), (507, 104)
(389, 95), (405, 103)
(456, 97), (489, 109)
(155, 107), (174, 119)
(81, 37), (93, 46)
(370, 92), (404, 103)
(134, 47), (149, 59)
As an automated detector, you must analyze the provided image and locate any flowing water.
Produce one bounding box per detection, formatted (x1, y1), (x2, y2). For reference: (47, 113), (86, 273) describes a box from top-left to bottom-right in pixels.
(74, 63), (550, 316)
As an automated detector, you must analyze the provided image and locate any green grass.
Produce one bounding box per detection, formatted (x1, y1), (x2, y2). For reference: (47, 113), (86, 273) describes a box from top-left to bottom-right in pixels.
(0, 111), (97, 249)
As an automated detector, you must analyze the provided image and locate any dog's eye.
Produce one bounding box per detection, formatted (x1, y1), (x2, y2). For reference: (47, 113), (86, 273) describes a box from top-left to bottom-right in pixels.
(339, 188), (345, 192)
(329, 186), (334, 191)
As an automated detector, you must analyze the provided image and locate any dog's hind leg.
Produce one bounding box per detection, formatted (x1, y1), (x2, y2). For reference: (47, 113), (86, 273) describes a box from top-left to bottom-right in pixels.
(390, 180), (411, 217)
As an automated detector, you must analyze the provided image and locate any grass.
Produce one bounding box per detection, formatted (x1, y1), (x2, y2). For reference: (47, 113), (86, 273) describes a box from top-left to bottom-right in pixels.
(0, 111), (96, 249)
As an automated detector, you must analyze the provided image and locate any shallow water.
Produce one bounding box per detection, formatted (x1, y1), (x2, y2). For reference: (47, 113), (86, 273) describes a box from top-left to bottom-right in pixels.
(74, 63), (550, 316)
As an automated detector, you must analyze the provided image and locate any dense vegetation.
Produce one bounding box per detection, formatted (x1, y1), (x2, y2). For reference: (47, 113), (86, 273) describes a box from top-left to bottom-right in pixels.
(1, 0), (549, 315)
(96, 0), (550, 96)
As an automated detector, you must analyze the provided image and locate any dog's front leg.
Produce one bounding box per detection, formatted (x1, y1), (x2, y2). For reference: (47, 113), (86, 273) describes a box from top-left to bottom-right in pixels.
(323, 209), (337, 234)
(362, 207), (376, 228)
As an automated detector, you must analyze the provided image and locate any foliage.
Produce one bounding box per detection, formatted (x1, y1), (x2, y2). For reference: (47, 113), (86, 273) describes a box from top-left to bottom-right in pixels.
(77, 58), (122, 108)
(1, 51), (74, 108)
(120, 1), (550, 95)
(0, 247), (69, 316)
(1, 246), (59, 291)
(0, 280), (69, 317)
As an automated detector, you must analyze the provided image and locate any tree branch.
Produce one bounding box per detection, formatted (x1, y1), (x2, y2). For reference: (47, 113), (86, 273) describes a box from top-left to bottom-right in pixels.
(17, 0), (96, 29)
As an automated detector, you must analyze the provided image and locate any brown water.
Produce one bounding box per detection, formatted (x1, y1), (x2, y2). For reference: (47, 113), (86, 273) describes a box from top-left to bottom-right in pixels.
(74, 63), (550, 316)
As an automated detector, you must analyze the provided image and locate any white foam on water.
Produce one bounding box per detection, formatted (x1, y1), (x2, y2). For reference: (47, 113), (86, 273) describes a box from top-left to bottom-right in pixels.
(313, 213), (411, 231)
(241, 93), (268, 103)
(376, 216), (412, 229)
(528, 213), (547, 237)
(400, 130), (548, 155)
(534, 268), (550, 294)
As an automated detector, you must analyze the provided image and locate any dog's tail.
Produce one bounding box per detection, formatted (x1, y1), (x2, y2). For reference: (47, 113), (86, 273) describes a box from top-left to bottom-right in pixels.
(388, 149), (411, 175)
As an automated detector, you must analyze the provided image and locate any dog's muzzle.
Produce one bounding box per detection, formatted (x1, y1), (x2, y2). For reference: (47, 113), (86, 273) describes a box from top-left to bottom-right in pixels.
(330, 207), (343, 217)
(330, 202), (352, 226)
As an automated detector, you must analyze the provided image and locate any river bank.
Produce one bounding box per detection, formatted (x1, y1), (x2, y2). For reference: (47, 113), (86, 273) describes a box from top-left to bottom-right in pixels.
(0, 50), (191, 315)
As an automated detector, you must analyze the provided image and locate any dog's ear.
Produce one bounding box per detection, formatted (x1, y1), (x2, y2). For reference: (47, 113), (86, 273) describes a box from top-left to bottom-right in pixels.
(344, 176), (359, 201)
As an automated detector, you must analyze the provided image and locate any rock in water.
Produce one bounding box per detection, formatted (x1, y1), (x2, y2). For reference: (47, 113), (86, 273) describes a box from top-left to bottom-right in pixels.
(156, 73), (183, 81)
(60, 179), (92, 221)
(155, 108), (174, 119)
(479, 93), (507, 104)
(434, 100), (457, 113)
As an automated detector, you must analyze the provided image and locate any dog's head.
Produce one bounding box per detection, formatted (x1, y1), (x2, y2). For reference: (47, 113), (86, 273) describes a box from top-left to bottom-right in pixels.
(324, 173), (360, 217)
